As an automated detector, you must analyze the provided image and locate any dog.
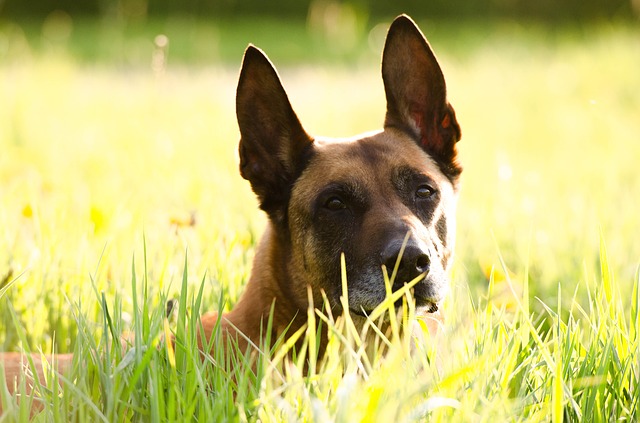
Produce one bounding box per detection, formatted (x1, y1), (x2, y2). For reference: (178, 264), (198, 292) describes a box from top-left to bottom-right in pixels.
(199, 13), (461, 355)
(0, 14), (461, 413)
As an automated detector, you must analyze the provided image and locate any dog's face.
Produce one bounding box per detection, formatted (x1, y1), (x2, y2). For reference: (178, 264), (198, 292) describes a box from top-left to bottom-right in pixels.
(289, 129), (459, 315)
(236, 15), (461, 317)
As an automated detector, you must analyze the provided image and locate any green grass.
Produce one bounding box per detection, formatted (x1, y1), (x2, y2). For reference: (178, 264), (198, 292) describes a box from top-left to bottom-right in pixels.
(0, 17), (639, 421)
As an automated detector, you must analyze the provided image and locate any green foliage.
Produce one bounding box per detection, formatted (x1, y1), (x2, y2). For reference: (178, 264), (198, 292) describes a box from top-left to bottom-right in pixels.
(0, 0), (634, 20)
(0, 19), (639, 421)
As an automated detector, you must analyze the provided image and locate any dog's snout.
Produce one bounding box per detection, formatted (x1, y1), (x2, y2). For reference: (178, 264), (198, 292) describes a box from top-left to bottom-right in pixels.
(381, 242), (430, 288)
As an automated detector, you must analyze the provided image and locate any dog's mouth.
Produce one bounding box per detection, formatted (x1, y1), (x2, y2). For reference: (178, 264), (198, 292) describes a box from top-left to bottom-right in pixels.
(349, 299), (439, 318)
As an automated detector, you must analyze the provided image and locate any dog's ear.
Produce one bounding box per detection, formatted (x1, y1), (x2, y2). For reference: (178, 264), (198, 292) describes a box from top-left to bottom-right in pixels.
(382, 15), (462, 179)
(236, 45), (313, 223)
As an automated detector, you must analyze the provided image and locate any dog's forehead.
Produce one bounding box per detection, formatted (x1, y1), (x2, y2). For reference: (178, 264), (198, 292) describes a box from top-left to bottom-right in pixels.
(295, 129), (452, 197)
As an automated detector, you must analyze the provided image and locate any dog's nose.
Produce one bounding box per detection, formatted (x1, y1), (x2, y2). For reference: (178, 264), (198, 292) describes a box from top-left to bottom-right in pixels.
(380, 242), (430, 288)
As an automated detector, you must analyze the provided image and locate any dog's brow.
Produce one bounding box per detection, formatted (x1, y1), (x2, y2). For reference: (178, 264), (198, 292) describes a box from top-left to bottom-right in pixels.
(394, 165), (436, 187)
(319, 181), (367, 204)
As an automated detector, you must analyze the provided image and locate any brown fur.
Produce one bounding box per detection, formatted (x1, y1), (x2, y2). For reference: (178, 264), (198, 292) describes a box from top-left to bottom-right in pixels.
(1, 14), (461, 415)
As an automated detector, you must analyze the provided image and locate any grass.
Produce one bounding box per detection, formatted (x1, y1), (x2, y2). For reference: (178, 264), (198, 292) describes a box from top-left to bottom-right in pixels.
(0, 16), (639, 421)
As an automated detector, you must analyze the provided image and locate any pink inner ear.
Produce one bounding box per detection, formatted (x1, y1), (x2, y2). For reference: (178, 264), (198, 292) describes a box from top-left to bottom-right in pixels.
(441, 114), (450, 129)
(410, 110), (425, 135)
(411, 109), (445, 154)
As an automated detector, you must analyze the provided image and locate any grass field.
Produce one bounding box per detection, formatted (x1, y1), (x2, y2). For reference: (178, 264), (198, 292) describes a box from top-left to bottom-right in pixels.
(1, 16), (639, 421)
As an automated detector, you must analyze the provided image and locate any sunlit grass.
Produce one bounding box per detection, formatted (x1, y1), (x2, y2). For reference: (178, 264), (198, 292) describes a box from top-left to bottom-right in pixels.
(0, 18), (639, 420)
(2, 243), (637, 420)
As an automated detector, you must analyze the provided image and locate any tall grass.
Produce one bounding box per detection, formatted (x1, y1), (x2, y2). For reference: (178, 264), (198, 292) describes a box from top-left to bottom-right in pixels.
(1, 243), (637, 420)
(0, 18), (639, 420)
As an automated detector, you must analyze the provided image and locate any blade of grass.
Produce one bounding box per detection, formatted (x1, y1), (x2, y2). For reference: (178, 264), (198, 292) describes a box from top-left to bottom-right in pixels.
(552, 283), (564, 423)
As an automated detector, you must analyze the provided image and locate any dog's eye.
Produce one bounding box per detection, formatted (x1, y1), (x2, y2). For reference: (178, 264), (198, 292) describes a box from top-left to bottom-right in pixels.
(324, 196), (347, 211)
(416, 185), (435, 199)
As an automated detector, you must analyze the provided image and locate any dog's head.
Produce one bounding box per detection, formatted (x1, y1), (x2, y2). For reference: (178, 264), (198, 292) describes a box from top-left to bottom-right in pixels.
(236, 15), (461, 317)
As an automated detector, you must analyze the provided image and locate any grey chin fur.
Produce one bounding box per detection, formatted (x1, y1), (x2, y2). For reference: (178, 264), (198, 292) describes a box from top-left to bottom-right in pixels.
(344, 267), (449, 316)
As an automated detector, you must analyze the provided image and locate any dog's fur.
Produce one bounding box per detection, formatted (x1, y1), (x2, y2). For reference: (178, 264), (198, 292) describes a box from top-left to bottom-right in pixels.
(0, 14), (461, 414)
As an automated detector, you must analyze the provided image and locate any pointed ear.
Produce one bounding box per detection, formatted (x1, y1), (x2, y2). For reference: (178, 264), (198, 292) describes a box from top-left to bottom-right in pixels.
(382, 15), (462, 179)
(236, 45), (313, 223)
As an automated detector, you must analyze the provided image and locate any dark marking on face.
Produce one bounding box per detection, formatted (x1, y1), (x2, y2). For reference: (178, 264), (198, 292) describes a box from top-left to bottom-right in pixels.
(312, 181), (370, 217)
(392, 165), (441, 225)
(436, 214), (447, 248)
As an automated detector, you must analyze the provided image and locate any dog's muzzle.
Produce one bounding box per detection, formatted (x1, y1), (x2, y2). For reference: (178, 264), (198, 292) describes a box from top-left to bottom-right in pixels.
(380, 241), (431, 289)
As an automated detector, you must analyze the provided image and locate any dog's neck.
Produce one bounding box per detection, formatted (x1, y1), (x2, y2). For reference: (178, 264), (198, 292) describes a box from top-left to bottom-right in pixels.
(223, 223), (310, 350)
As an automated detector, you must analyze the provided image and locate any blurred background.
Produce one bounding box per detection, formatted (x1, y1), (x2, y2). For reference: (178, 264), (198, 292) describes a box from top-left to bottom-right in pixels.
(1, 0), (638, 65)
(2, 0), (638, 21)
(0, 1), (639, 349)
